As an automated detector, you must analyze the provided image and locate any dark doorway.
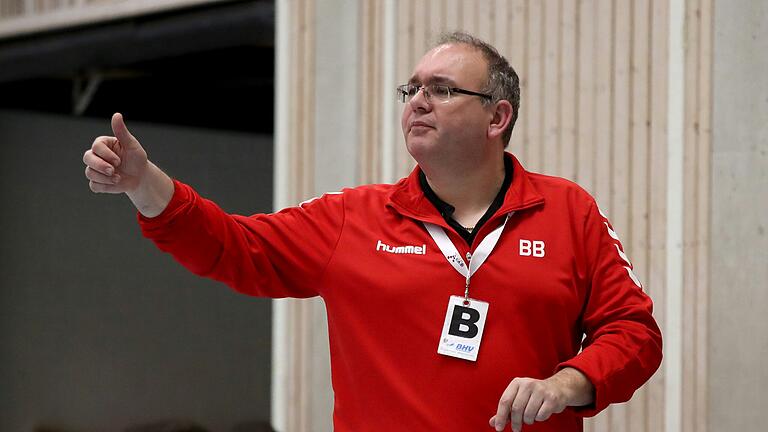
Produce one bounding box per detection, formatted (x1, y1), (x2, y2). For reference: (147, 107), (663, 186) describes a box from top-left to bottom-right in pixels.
(0, 1), (275, 430)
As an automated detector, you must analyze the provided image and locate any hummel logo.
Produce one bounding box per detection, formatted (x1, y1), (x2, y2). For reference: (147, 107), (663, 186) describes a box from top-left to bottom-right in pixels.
(376, 240), (427, 255)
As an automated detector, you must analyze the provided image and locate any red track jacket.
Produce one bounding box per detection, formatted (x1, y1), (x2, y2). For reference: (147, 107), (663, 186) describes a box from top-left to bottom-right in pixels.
(139, 153), (663, 431)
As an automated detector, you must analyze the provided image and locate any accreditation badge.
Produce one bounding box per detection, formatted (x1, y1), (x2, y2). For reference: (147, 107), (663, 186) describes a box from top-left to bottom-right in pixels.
(437, 295), (489, 362)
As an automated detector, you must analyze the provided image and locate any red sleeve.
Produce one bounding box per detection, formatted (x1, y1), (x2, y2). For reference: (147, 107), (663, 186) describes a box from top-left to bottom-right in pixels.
(138, 179), (345, 298)
(557, 198), (663, 416)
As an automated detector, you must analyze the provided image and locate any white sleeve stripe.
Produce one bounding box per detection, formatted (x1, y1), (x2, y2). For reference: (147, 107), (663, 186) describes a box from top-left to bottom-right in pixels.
(599, 210), (643, 290)
(614, 244), (632, 266)
(624, 266), (643, 289)
(298, 192), (343, 208)
(603, 222), (620, 241)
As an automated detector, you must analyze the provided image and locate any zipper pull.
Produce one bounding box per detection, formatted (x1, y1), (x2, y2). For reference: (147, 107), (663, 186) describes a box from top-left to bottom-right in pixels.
(466, 251), (472, 263)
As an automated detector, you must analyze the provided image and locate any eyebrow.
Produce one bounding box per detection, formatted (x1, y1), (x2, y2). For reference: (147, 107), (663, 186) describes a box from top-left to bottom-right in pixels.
(407, 74), (457, 86)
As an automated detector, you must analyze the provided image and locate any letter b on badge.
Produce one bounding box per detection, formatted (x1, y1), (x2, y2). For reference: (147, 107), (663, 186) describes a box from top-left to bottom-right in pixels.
(448, 305), (480, 338)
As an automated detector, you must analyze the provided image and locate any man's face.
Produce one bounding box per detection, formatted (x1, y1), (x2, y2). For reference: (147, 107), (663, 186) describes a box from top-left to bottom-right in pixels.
(401, 43), (492, 165)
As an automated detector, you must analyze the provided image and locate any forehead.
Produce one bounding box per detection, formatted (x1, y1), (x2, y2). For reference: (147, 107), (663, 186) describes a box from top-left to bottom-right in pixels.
(409, 43), (488, 86)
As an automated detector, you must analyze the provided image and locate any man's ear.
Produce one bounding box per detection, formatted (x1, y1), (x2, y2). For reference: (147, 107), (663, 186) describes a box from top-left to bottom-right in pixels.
(488, 100), (513, 141)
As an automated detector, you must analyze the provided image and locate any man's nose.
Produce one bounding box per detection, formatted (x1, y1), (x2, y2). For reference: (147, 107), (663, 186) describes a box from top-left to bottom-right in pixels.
(408, 87), (431, 111)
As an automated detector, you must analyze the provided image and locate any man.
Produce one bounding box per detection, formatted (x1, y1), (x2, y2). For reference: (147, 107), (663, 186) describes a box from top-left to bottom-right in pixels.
(83, 32), (662, 431)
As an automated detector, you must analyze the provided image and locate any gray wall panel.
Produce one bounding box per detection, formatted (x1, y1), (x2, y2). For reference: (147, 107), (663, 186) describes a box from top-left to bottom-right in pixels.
(0, 110), (273, 432)
(710, 2), (768, 431)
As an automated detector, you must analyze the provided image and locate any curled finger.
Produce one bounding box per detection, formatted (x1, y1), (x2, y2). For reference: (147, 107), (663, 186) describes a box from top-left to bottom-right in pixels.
(85, 166), (120, 185)
(509, 386), (533, 432)
(494, 382), (519, 431)
(83, 150), (116, 176)
(523, 391), (545, 425)
(91, 138), (122, 167)
(535, 400), (557, 422)
(89, 180), (121, 194)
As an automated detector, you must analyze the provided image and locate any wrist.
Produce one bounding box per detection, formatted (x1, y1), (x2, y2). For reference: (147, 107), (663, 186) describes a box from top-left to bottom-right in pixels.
(548, 367), (595, 407)
(126, 162), (174, 218)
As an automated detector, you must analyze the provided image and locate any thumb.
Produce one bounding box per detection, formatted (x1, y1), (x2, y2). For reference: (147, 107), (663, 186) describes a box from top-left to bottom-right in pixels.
(111, 112), (137, 147)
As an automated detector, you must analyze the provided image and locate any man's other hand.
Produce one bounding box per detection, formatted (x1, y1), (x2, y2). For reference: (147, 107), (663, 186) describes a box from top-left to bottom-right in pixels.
(488, 367), (594, 432)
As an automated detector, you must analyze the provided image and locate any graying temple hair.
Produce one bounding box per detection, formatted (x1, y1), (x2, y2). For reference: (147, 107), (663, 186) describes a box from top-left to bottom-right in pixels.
(434, 31), (521, 146)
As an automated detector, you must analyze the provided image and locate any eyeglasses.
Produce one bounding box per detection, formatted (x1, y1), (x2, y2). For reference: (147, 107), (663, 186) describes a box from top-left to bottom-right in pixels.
(396, 83), (493, 104)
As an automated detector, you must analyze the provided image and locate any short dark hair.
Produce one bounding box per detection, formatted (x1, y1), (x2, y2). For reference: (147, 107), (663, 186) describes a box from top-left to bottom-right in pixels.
(435, 31), (521, 147)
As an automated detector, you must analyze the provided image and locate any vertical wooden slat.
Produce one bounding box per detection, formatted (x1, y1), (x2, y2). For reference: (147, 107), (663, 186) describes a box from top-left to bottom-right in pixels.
(560, 0), (577, 181)
(475, 0), (492, 42)
(393, 0), (411, 180)
(492, 0), (508, 50)
(542, 0), (560, 175)
(303, 0), (315, 202)
(375, 0), (385, 184)
(424, 0), (436, 43)
(694, 2), (712, 432)
(401, 0), (428, 178)
(439, 0), (449, 33)
(593, 0), (613, 214)
(292, 3), (316, 430)
(290, 0), (302, 204)
(612, 0), (631, 240)
(629, 1), (651, 431)
(587, 2), (613, 432)
(491, 1), (514, 55)
(682, 0), (712, 430)
(281, 1), (318, 427)
(376, 0), (386, 182)
(576, 0), (595, 193)
(444, 0), (460, 30)
(359, 0), (375, 184)
(524, 0), (543, 171)
(286, 3), (301, 429)
(610, 3), (632, 431)
(428, 0), (444, 34)
(508, 0), (527, 154)
(682, 1), (699, 431)
(647, 0), (669, 430)
(461, 0), (478, 34)
(393, 0), (409, 183)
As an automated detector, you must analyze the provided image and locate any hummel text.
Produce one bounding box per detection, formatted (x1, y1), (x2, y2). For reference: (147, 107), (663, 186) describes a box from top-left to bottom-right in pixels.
(376, 240), (427, 255)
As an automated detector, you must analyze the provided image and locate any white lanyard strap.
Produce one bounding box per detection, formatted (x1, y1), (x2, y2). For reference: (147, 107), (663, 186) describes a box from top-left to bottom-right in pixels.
(424, 213), (512, 300)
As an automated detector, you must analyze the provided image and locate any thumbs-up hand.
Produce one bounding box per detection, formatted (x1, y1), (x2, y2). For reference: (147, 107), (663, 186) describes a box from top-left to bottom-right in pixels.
(83, 112), (148, 194)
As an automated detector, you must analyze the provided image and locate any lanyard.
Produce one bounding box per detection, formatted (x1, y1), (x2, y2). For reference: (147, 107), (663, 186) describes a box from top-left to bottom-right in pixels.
(423, 212), (512, 304)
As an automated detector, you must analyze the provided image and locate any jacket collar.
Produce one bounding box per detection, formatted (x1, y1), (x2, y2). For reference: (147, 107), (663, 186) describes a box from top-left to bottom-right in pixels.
(386, 152), (545, 227)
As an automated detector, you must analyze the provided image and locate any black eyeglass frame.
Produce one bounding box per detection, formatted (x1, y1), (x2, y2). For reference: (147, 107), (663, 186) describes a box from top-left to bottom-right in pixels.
(396, 83), (493, 103)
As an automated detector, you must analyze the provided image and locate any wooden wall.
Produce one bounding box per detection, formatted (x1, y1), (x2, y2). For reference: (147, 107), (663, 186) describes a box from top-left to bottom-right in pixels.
(275, 1), (714, 431)
(354, 1), (710, 431)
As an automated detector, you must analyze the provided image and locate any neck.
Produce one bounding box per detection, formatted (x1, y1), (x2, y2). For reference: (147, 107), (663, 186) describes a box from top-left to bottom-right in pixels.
(422, 153), (506, 226)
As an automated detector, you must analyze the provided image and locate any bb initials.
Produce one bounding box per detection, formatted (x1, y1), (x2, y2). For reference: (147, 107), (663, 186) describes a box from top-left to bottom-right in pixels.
(519, 239), (545, 257)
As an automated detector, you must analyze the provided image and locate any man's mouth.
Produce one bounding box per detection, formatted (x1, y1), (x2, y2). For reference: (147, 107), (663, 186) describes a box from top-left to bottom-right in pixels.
(410, 121), (434, 130)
